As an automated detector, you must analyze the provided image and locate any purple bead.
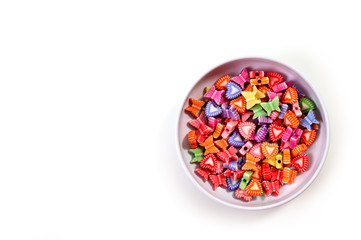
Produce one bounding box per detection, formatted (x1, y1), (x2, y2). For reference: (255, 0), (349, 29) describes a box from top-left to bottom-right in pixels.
(257, 116), (273, 125)
(255, 125), (268, 142)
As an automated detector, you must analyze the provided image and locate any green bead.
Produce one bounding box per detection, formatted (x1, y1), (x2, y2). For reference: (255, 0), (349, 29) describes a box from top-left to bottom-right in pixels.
(239, 170), (253, 190)
(251, 104), (267, 119)
(299, 97), (316, 114)
(189, 147), (204, 163)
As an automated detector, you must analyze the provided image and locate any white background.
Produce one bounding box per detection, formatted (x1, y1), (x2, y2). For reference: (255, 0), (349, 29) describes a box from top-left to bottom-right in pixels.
(0, 0), (360, 239)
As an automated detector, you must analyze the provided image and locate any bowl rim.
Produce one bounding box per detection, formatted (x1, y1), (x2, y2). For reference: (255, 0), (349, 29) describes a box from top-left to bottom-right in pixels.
(175, 56), (330, 210)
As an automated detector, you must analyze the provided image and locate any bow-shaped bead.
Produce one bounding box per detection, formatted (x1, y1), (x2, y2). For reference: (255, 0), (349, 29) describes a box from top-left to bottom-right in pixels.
(250, 104), (267, 119)
(299, 110), (319, 130)
(267, 91), (282, 104)
(272, 81), (293, 92)
(203, 86), (225, 105)
(189, 147), (204, 163)
(221, 119), (238, 139)
(188, 111), (207, 129)
(250, 77), (269, 86)
(185, 98), (205, 117)
(214, 138), (229, 151)
(289, 128), (303, 149)
(271, 167), (283, 183)
(278, 104), (289, 119)
(292, 101), (302, 117)
(242, 153), (261, 172)
(195, 123), (212, 143)
(209, 174), (227, 189)
(241, 86), (265, 109)
(217, 146), (238, 164)
(200, 135), (220, 156)
(221, 104), (240, 120)
(260, 96), (281, 116)
(195, 168), (211, 181)
(231, 68), (249, 89)
(208, 117), (222, 131)
(262, 181), (279, 196)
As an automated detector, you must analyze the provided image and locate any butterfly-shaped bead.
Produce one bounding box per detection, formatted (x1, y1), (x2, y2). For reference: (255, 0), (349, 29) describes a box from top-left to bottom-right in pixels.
(195, 123), (212, 143)
(217, 146), (238, 164)
(188, 111), (207, 129)
(221, 104), (240, 120)
(242, 153), (261, 172)
(299, 110), (319, 130)
(204, 86), (225, 105)
(262, 181), (279, 196)
(189, 147), (204, 163)
(200, 136), (220, 156)
(260, 96), (280, 116)
(250, 104), (267, 119)
(231, 68), (249, 89)
(185, 98), (205, 117)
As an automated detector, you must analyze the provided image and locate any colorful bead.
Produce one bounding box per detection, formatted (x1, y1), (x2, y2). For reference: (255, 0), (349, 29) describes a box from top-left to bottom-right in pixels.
(226, 82), (243, 100)
(221, 104), (240, 120)
(231, 68), (249, 89)
(200, 136), (220, 156)
(272, 81), (293, 92)
(292, 101), (302, 117)
(299, 109), (319, 130)
(250, 104), (267, 119)
(260, 97), (280, 116)
(217, 146), (238, 164)
(205, 101), (222, 117)
(239, 170), (253, 190)
(250, 77), (269, 85)
(278, 104), (289, 119)
(228, 131), (245, 147)
(204, 86), (225, 105)
(214, 75), (231, 90)
(267, 72), (284, 88)
(291, 144), (307, 158)
(299, 97), (316, 114)
(289, 128), (303, 149)
(221, 119), (238, 139)
(275, 153), (283, 169)
(189, 147), (204, 163)
(249, 71), (265, 78)
(238, 122), (256, 139)
(213, 123), (225, 139)
(255, 125), (268, 142)
(238, 141), (253, 156)
(185, 98), (205, 117)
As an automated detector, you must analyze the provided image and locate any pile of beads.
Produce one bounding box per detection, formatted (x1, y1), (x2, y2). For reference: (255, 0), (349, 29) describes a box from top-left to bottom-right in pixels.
(185, 69), (319, 201)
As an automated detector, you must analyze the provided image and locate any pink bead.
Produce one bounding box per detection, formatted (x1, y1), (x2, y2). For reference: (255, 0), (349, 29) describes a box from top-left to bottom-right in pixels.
(270, 111), (280, 121)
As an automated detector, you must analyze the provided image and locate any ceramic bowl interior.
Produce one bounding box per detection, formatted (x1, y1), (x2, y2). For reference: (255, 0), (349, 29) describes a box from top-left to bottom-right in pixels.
(176, 57), (329, 210)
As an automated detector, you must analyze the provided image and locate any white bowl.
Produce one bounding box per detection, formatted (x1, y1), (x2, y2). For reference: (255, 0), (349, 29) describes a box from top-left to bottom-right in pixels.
(176, 57), (330, 210)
